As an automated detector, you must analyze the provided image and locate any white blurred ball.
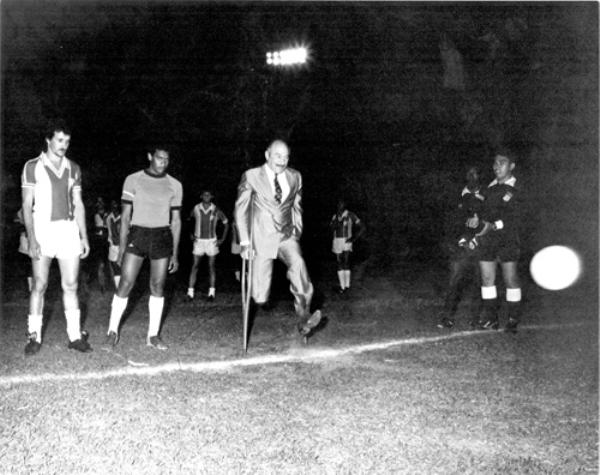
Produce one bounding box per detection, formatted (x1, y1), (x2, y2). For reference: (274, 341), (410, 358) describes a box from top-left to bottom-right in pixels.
(530, 246), (582, 290)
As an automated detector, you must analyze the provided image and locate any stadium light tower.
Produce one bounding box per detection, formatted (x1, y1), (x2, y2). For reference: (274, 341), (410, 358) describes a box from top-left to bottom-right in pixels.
(266, 47), (308, 66)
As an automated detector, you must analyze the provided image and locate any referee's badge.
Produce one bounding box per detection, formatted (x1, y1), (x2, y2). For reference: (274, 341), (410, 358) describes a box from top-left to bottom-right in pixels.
(503, 192), (513, 202)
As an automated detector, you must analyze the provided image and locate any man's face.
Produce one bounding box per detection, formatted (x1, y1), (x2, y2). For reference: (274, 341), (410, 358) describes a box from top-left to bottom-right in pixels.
(46, 131), (70, 158)
(337, 201), (346, 214)
(466, 167), (480, 185)
(493, 155), (514, 182)
(147, 149), (170, 175)
(265, 141), (289, 174)
(201, 192), (213, 204)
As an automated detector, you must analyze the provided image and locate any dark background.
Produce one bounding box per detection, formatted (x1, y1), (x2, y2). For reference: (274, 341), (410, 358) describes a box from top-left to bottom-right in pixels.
(1, 2), (598, 289)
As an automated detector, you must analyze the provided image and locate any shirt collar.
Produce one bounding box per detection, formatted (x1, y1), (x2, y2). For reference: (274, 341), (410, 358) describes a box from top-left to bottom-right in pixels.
(200, 203), (215, 213)
(488, 176), (517, 188)
(263, 164), (285, 181)
(461, 186), (481, 197)
(40, 151), (68, 176)
(337, 210), (349, 219)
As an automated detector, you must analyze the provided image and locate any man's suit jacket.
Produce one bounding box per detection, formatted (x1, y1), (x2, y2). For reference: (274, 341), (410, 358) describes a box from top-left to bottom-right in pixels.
(234, 165), (303, 259)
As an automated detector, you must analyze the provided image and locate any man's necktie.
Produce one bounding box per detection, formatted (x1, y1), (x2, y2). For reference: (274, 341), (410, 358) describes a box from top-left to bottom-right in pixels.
(274, 174), (282, 204)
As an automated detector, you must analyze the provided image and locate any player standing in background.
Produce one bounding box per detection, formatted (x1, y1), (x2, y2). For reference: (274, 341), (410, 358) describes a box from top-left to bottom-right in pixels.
(470, 150), (523, 333)
(437, 166), (483, 329)
(186, 190), (229, 302)
(91, 197), (109, 292)
(106, 199), (122, 290)
(20, 119), (92, 355)
(230, 220), (242, 283)
(329, 199), (365, 294)
(104, 145), (182, 350)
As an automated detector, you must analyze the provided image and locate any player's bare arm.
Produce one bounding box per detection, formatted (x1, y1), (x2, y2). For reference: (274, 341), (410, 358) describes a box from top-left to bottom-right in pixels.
(73, 188), (90, 259)
(169, 209), (181, 273)
(21, 187), (41, 260)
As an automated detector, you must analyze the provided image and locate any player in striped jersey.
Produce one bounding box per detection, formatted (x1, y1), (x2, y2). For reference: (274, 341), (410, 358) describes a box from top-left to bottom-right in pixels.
(106, 199), (122, 290)
(330, 199), (365, 293)
(20, 119), (91, 355)
(186, 190), (229, 301)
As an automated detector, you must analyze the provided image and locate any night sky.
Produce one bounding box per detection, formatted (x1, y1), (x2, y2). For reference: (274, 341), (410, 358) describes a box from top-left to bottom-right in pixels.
(1, 2), (598, 273)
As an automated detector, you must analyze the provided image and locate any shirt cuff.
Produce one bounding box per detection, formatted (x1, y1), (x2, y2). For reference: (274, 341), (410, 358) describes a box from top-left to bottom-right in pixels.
(240, 240), (250, 246)
(494, 220), (504, 230)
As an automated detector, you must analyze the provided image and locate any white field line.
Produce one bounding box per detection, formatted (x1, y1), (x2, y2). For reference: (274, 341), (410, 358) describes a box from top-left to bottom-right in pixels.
(0, 321), (591, 387)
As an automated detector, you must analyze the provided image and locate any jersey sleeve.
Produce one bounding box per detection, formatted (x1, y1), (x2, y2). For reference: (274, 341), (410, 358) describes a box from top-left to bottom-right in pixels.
(121, 174), (136, 204)
(71, 161), (82, 191)
(21, 160), (37, 189)
(170, 179), (183, 210)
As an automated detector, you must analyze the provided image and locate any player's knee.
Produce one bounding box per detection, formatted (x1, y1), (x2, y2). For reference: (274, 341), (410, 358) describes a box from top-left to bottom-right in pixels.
(149, 279), (165, 296)
(61, 278), (78, 294)
(32, 278), (48, 294)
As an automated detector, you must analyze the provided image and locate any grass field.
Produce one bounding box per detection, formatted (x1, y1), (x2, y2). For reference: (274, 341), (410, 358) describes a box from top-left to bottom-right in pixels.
(0, 261), (597, 474)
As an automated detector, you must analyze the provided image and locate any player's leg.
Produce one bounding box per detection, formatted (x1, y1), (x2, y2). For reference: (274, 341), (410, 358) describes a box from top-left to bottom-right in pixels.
(479, 260), (499, 329)
(335, 251), (345, 292)
(500, 260), (521, 333)
(438, 257), (462, 328)
(341, 250), (352, 290)
(207, 255), (216, 300)
(106, 252), (144, 343)
(147, 257), (170, 349)
(187, 254), (201, 300)
(58, 256), (91, 352)
(251, 254), (274, 307)
(25, 255), (52, 354)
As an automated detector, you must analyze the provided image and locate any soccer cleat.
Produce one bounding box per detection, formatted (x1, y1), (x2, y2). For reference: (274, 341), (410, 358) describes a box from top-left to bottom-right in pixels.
(436, 318), (454, 329)
(24, 333), (41, 356)
(481, 319), (499, 330)
(470, 320), (483, 330)
(206, 295), (215, 302)
(68, 334), (93, 353)
(504, 318), (519, 334)
(104, 331), (119, 348)
(185, 294), (194, 302)
(147, 335), (168, 351)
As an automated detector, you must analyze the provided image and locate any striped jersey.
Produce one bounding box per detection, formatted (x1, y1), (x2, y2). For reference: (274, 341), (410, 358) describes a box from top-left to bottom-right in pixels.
(330, 210), (361, 239)
(121, 170), (182, 228)
(191, 203), (228, 239)
(21, 152), (81, 223)
(106, 212), (121, 245)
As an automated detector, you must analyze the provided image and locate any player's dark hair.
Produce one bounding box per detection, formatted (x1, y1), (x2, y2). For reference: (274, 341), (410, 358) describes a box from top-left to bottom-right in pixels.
(44, 118), (71, 141)
(148, 144), (171, 156)
(494, 147), (516, 164)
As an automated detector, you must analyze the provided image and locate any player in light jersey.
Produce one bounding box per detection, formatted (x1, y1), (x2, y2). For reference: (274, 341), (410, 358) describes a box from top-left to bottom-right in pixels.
(330, 199), (365, 294)
(186, 190), (229, 301)
(104, 145), (182, 350)
(20, 119), (91, 355)
(106, 199), (122, 290)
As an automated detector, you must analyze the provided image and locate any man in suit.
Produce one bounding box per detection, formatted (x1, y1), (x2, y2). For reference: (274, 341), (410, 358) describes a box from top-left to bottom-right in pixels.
(234, 139), (322, 336)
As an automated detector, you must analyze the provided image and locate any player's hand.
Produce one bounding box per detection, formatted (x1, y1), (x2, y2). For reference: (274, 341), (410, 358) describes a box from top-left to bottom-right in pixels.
(80, 237), (90, 259)
(240, 245), (255, 260)
(345, 238), (353, 244)
(468, 237), (479, 250)
(168, 255), (179, 274)
(466, 214), (480, 229)
(28, 237), (41, 260)
(217, 239), (224, 247)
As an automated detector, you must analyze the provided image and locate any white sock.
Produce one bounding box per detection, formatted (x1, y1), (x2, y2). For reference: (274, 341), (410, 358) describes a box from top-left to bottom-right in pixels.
(344, 270), (351, 288)
(506, 288), (522, 302)
(234, 271), (241, 282)
(27, 277), (33, 292)
(108, 294), (128, 334)
(28, 314), (43, 342)
(187, 287), (194, 298)
(481, 285), (497, 300)
(65, 309), (81, 342)
(113, 276), (121, 289)
(148, 295), (164, 338)
(337, 270), (345, 289)
(208, 287), (216, 297)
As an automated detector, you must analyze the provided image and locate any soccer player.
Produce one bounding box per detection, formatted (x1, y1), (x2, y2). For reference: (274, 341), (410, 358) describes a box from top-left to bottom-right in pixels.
(329, 199), (365, 294)
(471, 150), (523, 333)
(90, 197), (109, 292)
(186, 190), (229, 301)
(234, 138), (322, 337)
(230, 221), (242, 282)
(437, 166), (483, 329)
(104, 145), (182, 350)
(106, 199), (122, 290)
(20, 119), (91, 355)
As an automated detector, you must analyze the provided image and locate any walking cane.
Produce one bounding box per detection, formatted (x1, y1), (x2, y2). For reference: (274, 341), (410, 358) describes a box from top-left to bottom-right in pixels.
(241, 195), (254, 352)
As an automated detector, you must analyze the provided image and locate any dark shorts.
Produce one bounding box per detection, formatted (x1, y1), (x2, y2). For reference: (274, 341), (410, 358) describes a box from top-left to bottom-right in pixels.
(478, 233), (520, 263)
(125, 226), (172, 260)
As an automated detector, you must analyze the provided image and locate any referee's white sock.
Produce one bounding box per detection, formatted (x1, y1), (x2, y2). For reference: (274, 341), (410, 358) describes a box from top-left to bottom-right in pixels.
(344, 270), (351, 289)
(208, 287), (216, 297)
(65, 309), (81, 342)
(27, 314), (43, 342)
(108, 294), (128, 334)
(187, 288), (194, 298)
(148, 295), (164, 338)
(337, 271), (345, 289)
